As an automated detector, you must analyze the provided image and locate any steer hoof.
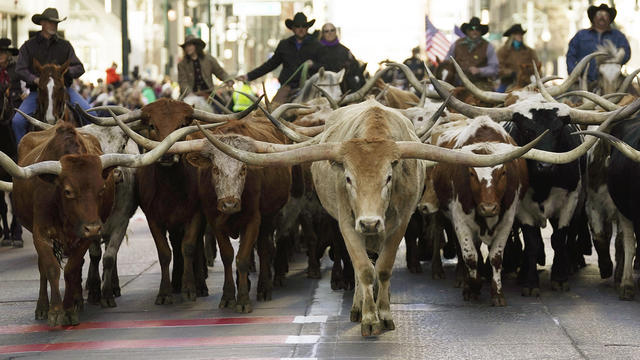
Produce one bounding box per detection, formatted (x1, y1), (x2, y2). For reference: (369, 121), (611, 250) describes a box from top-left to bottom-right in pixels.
(63, 309), (80, 326)
(382, 319), (395, 330)
(256, 290), (272, 302)
(35, 303), (49, 320)
(87, 291), (101, 305)
(47, 309), (65, 327)
(273, 274), (286, 287)
(155, 293), (174, 305)
(112, 287), (121, 298)
(218, 296), (236, 309)
(235, 302), (253, 313)
(491, 294), (507, 307)
(100, 296), (117, 308)
(350, 309), (362, 322)
(1, 238), (12, 246)
(619, 285), (635, 301)
(432, 266), (445, 280)
(551, 280), (570, 292)
(599, 260), (613, 279)
(182, 289), (197, 302)
(407, 262), (423, 274)
(521, 287), (540, 297)
(12, 239), (23, 248)
(462, 287), (479, 301)
(307, 267), (321, 279)
(361, 323), (380, 337)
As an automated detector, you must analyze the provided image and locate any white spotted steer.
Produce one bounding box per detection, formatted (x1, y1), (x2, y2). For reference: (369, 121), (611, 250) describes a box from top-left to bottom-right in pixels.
(431, 117), (528, 305)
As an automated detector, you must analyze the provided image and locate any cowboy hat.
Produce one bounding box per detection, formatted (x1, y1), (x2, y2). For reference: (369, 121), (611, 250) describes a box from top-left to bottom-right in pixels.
(180, 34), (206, 49)
(503, 24), (526, 37)
(0, 38), (18, 56)
(31, 8), (67, 25)
(588, 4), (617, 23)
(285, 12), (315, 30)
(460, 17), (489, 36)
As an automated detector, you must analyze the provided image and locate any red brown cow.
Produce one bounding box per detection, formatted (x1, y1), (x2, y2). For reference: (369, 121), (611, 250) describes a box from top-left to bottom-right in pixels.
(184, 114), (291, 312)
(431, 117), (528, 306)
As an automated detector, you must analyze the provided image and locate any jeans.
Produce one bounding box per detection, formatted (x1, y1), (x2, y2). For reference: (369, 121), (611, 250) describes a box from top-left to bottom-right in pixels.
(11, 87), (92, 144)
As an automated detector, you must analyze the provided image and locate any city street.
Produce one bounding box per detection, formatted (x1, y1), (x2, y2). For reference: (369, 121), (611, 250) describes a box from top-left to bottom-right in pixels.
(0, 210), (639, 360)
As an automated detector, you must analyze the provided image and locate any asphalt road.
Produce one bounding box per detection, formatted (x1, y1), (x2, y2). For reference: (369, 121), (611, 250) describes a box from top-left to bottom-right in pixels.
(0, 209), (639, 360)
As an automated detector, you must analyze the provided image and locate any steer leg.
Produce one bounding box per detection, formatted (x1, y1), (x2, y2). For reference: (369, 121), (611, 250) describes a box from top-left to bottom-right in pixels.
(214, 224), (236, 309)
(35, 257), (49, 320)
(235, 215), (261, 313)
(33, 231), (63, 326)
(375, 226), (407, 333)
(617, 214), (636, 300)
(101, 223), (128, 308)
(86, 241), (102, 305)
(404, 212), (423, 274)
(257, 215), (275, 301)
(181, 214), (203, 302)
(148, 222), (173, 305)
(588, 206), (613, 279)
(549, 219), (570, 292)
(426, 213), (445, 279)
(63, 246), (90, 326)
(519, 224), (542, 297)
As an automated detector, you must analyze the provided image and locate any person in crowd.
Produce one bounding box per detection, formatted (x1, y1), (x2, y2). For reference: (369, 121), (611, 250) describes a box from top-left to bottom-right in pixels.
(236, 12), (326, 104)
(177, 34), (233, 98)
(566, 3), (630, 86)
(400, 46), (426, 84)
(12, 7), (93, 143)
(0, 38), (22, 114)
(106, 62), (121, 87)
(496, 24), (540, 92)
(317, 22), (355, 72)
(444, 16), (498, 90)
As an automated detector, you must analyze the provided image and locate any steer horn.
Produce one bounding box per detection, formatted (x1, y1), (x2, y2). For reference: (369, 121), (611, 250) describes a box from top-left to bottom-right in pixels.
(0, 180), (11, 192)
(557, 91), (619, 111)
(571, 130), (640, 162)
(312, 84), (339, 109)
(16, 109), (53, 130)
(545, 51), (608, 96)
(415, 94), (452, 140)
(339, 68), (391, 105)
(76, 104), (142, 126)
(259, 104), (311, 142)
(86, 105), (131, 114)
(450, 57), (507, 103)
(192, 94), (263, 123)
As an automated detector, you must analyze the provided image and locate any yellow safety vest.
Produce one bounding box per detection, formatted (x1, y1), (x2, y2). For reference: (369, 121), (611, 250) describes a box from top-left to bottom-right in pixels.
(232, 84), (255, 112)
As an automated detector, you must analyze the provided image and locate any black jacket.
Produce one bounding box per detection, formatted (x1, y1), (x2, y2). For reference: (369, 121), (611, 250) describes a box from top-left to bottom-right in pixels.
(318, 42), (354, 72)
(247, 35), (325, 87)
(15, 32), (84, 90)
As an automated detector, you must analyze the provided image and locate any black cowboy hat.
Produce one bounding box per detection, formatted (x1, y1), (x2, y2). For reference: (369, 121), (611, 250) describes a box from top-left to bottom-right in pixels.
(285, 12), (315, 30)
(0, 38), (18, 56)
(31, 8), (67, 25)
(461, 17), (489, 36)
(503, 24), (526, 37)
(180, 34), (206, 49)
(588, 3), (617, 23)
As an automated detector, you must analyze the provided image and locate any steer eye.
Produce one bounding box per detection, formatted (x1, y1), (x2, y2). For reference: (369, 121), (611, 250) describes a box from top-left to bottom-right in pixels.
(346, 176), (352, 185)
(64, 188), (74, 198)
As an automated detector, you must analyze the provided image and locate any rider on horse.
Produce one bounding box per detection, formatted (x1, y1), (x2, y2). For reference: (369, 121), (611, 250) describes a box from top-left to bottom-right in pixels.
(12, 7), (92, 143)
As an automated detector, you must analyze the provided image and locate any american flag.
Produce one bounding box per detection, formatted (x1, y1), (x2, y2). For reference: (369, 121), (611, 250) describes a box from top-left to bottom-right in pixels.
(425, 16), (451, 64)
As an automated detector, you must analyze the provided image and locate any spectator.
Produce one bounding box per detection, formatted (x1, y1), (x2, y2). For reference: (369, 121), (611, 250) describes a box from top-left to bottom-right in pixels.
(106, 62), (121, 87)
(497, 24), (540, 92)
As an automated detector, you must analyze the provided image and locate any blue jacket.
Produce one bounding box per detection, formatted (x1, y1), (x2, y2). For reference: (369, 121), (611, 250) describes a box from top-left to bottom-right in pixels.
(566, 28), (630, 82)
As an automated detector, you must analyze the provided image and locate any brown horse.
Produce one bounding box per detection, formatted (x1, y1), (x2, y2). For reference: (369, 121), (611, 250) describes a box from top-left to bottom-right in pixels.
(0, 85), (22, 246)
(434, 59), (455, 86)
(33, 59), (80, 126)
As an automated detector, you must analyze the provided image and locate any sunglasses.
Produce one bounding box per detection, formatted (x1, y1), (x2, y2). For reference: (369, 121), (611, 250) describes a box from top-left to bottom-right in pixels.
(292, 25), (306, 29)
(323, 29), (336, 33)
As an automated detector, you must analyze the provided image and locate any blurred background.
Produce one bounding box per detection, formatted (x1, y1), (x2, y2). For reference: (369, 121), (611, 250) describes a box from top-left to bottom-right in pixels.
(2, 0), (638, 85)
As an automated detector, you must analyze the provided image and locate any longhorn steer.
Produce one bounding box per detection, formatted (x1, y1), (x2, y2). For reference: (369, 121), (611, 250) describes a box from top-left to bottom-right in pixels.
(432, 117), (528, 305)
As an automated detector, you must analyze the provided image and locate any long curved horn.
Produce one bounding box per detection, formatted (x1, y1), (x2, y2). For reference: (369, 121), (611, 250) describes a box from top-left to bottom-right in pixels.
(192, 95), (262, 123)
(616, 67), (640, 94)
(556, 91), (619, 111)
(450, 57), (507, 103)
(76, 104), (142, 126)
(572, 130), (640, 162)
(533, 61), (556, 103)
(0, 180), (12, 192)
(398, 130), (548, 167)
(339, 68), (390, 105)
(259, 104), (310, 142)
(15, 109), (53, 130)
(415, 94), (451, 139)
(86, 105), (131, 114)
(426, 67), (513, 122)
(208, 97), (234, 114)
(0, 151), (61, 177)
(382, 62), (424, 95)
(271, 103), (311, 120)
(312, 84), (339, 109)
(197, 123), (339, 166)
(284, 122), (325, 137)
(546, 51), (608, 96)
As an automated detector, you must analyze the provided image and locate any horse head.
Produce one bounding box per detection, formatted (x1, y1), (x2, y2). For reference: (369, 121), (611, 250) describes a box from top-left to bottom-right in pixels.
(34, 58), (70, 124)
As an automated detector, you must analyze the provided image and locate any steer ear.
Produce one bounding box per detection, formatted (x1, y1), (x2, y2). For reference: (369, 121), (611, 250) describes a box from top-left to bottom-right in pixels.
(102, 166), (117, 180)
(185, 153), (211, 168)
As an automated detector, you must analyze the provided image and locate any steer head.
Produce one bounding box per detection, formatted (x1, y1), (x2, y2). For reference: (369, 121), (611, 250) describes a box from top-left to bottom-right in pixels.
(467, 149), (507, 218)
(186, 134), (252, 214)
(509, 107), (572, 175)
(39, 154), (115, 240)
(337, 138), (400, 235)
(141, 99), (194, 164)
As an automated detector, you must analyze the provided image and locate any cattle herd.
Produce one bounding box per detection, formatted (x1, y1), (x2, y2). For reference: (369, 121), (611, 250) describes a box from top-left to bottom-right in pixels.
(2, 48), (640, 337)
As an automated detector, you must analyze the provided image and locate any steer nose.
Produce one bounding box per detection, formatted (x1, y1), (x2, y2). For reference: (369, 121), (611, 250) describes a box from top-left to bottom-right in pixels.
(356, 217), (384, 234)
(83, 223), (103, 238)
(478, 203), (499, 217)
(217, 197), (241, 214)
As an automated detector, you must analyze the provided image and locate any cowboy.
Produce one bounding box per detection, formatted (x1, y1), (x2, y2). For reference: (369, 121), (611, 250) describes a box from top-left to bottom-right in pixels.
(497, 24), (540, 92)
(177, 34), (232, 98)
(236, 12), (326, 104)
(0, 38), (21, 112)
(12, 8), (92, 143)
(443, 17), (498, 90)
(566, 3), (630, 84)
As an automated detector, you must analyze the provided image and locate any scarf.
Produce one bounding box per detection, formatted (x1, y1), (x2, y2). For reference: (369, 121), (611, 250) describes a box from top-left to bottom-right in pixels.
(461, 37), (481, 52)
(512, 40), (522, 50)
(320, 38), (340, 46)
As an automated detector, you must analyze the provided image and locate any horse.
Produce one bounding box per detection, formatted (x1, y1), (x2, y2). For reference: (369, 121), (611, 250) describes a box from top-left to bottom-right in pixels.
(341, 59), (367, 95)
(0, 85), (23, 247)
(434, 59), (456, 86)
(293, 67), (344, 104)
(595, 39), (626, 95)
(32, 59), (84, 126)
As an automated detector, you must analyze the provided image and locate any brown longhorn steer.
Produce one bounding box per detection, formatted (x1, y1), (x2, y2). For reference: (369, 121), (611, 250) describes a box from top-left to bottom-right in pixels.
(12, 122), (116, 326)
(185, 115), (291, 312)
(431, 117), (528, 306)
